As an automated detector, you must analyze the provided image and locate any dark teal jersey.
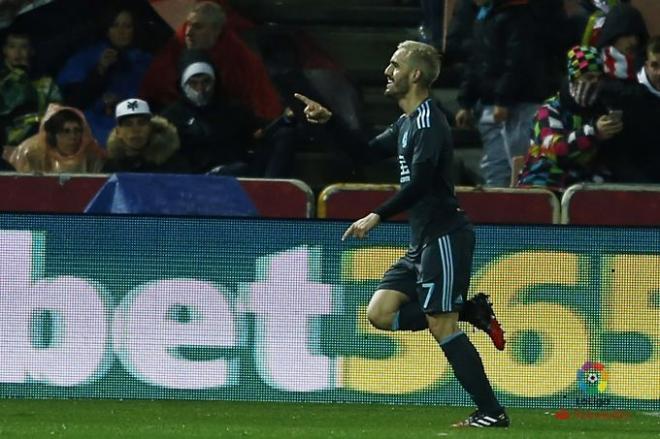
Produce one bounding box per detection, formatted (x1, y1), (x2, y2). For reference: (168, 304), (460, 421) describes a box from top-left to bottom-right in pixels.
(370, 98), (468, 255)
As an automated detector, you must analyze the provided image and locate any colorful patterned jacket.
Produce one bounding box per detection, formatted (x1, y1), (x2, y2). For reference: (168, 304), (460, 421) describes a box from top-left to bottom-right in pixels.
(516, 86), (604, 191)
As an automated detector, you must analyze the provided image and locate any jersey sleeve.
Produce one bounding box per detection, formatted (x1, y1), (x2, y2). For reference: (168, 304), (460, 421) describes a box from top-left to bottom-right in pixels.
(373, 161), (434, 220)
(411, 123), (442, 165)
(368, 123), (399, 156)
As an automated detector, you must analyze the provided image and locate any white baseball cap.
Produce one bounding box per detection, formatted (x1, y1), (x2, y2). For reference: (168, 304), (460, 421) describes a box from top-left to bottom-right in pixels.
(181, 61), (215, 88)
(115, 98), (152, 120)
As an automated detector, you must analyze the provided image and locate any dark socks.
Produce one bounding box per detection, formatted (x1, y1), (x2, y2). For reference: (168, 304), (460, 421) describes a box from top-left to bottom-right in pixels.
(440, 332), (503, 414)
(391, 302), (428, 331)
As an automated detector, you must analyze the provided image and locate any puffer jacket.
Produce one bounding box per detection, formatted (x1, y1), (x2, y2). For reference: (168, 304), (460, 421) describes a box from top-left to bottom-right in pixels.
(104, 115), (190, 173)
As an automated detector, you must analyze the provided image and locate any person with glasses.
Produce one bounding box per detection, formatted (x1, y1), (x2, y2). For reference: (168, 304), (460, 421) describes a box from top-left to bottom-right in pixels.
(7, 103), (105, 173)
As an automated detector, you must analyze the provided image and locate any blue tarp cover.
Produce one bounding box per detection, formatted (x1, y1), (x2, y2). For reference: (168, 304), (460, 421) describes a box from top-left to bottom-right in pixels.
(84, 173), (258, 217)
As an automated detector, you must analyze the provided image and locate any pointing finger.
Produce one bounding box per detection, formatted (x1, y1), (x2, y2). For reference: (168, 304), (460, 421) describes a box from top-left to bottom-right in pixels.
(342, 225), (354, 241)
(294, 93), (314, 106)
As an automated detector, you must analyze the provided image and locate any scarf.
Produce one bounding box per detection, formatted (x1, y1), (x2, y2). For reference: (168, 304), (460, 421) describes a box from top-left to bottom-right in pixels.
(602, 46), (636, 80)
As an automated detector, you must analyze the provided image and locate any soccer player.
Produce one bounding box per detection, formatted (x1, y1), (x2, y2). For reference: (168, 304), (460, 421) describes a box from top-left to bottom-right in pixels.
(295, 40), (509, 428)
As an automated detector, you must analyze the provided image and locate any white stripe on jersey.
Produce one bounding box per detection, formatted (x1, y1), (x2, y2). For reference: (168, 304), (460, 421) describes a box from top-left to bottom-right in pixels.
(416, 100), (432, 129)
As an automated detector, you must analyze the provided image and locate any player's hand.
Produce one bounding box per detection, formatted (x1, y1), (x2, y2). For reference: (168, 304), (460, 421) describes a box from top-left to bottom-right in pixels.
(342, 213), (380, 241)
(455, 108), (473, 129)
(294, 93), (332, 124)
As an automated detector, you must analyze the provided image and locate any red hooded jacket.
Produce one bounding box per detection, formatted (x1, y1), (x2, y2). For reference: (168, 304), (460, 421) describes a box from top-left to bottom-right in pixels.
(140, 1), (283, 120)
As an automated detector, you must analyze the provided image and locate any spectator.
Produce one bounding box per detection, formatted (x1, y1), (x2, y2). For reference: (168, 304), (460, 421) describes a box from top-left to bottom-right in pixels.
(443, 0), (478, 86)
(454, 0), (554, 187)
(0, 28), (62, 149)
(140, 1), (283, 120)
(516, 46), (623, 191)
(7, 103), (105, 173)
(104, 98), (188, 173)
(57, 3), (152, 146)
(596, 2), (648, 81)
(580, 0), (628, 46)
(597, 35), (660, 183)
(161, 52), (294, 176)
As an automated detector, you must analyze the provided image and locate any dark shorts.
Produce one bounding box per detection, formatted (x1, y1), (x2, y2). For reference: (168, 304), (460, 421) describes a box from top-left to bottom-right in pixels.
(377, 226), (475, 314)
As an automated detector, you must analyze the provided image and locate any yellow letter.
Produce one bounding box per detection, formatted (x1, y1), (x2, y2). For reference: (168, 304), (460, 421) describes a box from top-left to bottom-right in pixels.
(604, 254), (660, 400)
(469, 252), (589, 397)
(340, 248), (448, 394)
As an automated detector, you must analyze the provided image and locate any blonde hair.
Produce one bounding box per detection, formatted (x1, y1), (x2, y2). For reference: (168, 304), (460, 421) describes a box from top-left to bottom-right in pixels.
(397, 40), (441, 87)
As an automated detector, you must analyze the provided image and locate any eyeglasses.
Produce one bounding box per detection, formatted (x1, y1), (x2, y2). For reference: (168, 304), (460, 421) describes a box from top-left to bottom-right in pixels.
(58, 127), (83, 135)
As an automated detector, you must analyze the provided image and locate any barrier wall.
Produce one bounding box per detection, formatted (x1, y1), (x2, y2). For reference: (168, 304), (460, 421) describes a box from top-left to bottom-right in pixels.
(1, 174), (659, 224)
(318, 184), (560, 223)
(0, 213), (657, 409)
(0, 174), (314, 218)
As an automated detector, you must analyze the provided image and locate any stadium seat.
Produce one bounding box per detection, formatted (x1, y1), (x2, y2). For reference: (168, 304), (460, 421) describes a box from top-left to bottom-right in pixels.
(561, 183), (660, 226)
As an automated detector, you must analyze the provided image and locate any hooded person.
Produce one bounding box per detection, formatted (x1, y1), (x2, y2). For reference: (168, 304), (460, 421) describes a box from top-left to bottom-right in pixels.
(596, 3), (648, 81)
(8, 103), (105, 173)
(139, 0), (282, 120)
(580, 0), (628, 46)
(104, 98), (189, 173)
(160, 50), (262, 175)
(596, 35), (660, 183)
(516, 45), (623, 191)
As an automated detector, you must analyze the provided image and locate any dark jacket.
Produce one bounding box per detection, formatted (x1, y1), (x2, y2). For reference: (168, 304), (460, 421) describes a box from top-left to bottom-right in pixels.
(161, 99), (259, 174)
(445, 0), (478, 65)
(457, 0), (555, 109)
(104, 115), (189, 173)
(597, 74), (660, 183)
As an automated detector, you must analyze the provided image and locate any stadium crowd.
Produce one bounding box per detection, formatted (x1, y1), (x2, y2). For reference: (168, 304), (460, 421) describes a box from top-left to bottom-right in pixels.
(0, 0), (658, 194)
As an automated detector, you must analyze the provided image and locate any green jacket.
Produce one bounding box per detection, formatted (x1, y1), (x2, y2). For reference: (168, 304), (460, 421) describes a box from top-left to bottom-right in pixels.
(0, 65), (62, 146)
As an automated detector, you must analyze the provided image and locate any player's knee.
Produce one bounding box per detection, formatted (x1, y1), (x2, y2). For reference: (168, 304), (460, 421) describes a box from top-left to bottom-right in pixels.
(366, 303), (393, 330)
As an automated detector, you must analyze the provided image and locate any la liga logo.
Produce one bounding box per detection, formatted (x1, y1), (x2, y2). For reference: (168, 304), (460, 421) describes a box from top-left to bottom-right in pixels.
(577, 361), (608, 395)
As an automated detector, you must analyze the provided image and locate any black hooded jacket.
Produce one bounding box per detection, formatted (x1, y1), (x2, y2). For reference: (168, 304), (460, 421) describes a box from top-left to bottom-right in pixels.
(457, 0), (556, 109)
(596, 3), (648, 50)
(160, 50), (261, 173)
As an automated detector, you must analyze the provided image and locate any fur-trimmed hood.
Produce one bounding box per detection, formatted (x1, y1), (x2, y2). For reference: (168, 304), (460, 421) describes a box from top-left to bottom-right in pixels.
(106, 115), (180, 165)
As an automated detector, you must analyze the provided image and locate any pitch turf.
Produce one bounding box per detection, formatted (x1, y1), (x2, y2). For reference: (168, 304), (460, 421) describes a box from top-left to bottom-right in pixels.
(0, 399), (658, 438)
